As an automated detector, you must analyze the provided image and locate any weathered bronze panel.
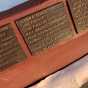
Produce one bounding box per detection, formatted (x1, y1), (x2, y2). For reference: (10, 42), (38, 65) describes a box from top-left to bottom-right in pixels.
(16, 2), (74, 54)
(68, 0), (88, 32)
(0, 24), (26, 70)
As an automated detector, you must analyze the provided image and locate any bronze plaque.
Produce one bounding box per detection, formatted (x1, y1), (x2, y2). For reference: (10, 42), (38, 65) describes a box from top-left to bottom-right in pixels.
(0, 24), (26, 70)
(68, 0), (88, 32)
(16, 2), (74, 54)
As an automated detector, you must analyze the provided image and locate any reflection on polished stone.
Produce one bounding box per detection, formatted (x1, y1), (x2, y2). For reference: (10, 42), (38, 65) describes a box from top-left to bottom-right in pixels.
(30, 55), (88, 88)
